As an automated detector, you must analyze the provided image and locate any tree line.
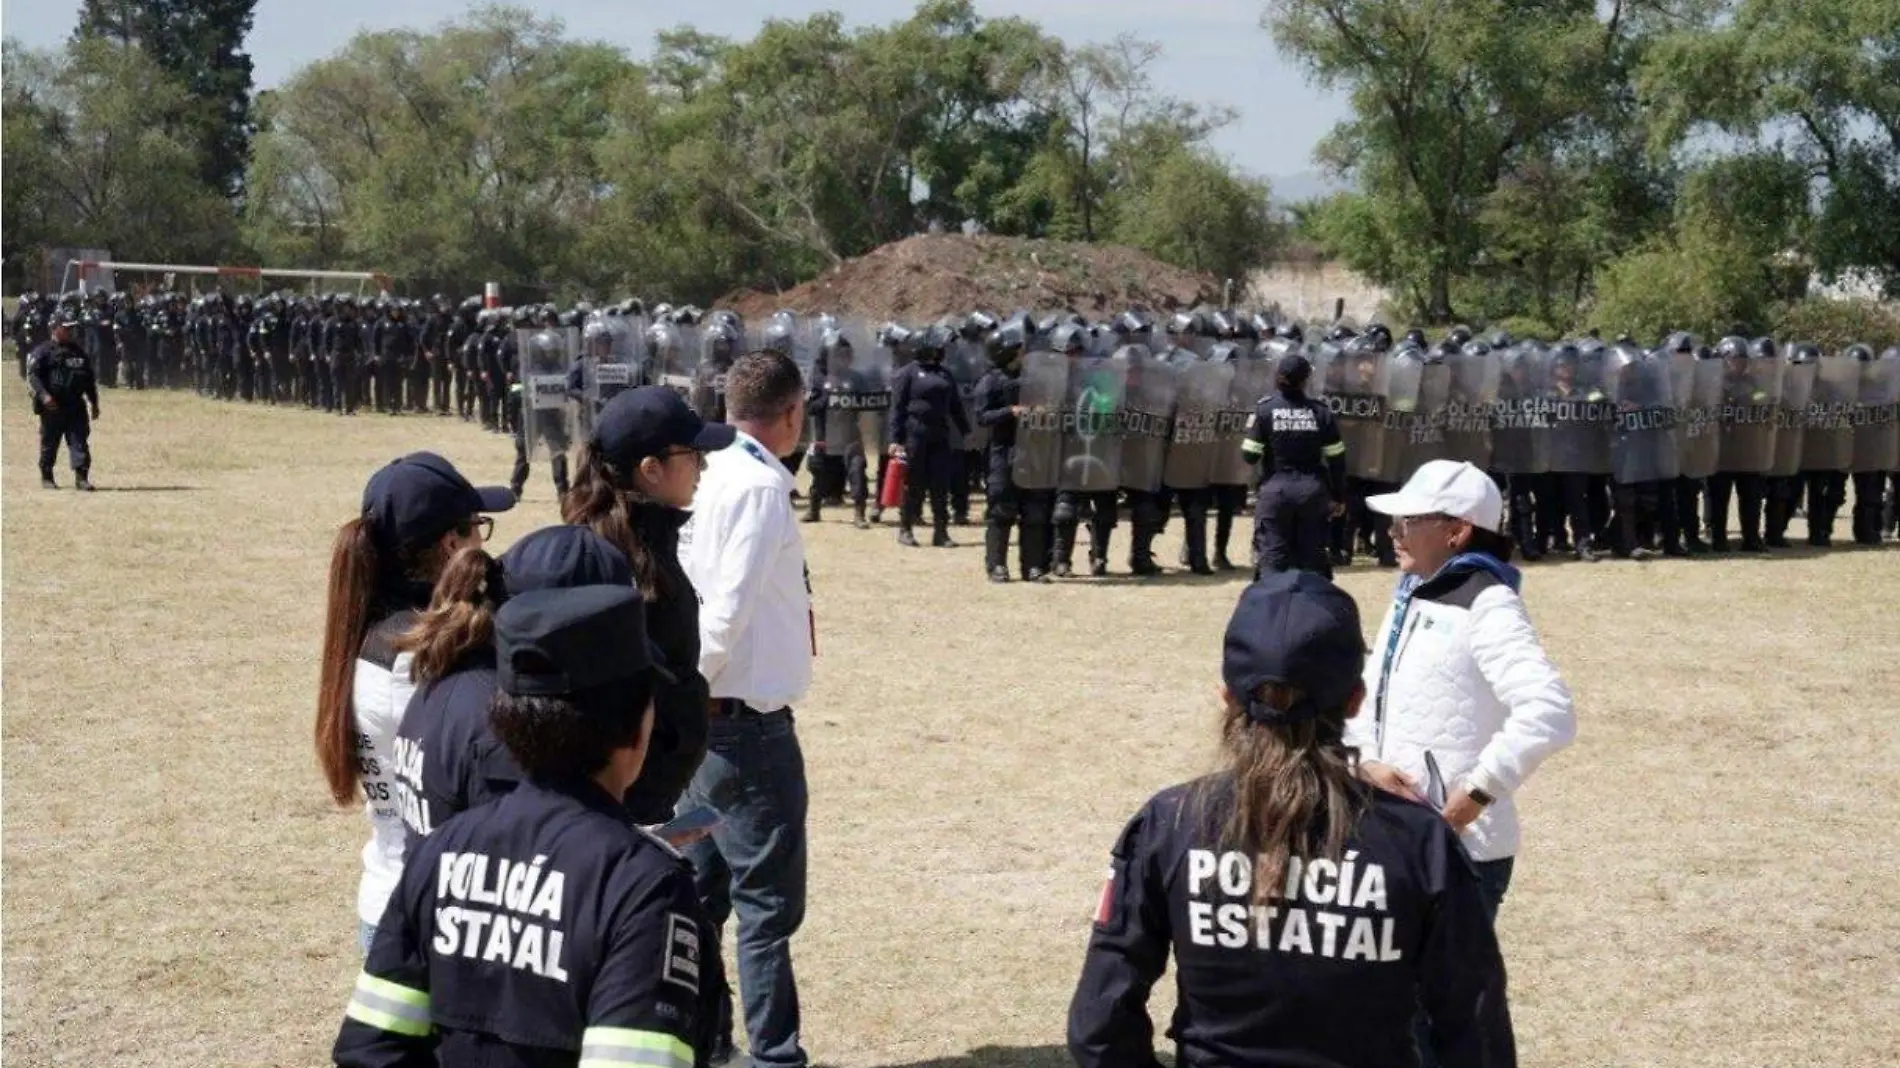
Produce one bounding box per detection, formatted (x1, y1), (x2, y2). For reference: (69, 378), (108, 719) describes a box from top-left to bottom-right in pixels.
(4, 0), (1897, 345)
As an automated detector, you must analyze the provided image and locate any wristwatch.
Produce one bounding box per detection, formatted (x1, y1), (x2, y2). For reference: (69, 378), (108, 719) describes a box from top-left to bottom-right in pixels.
(1465, 784), (1496, 808)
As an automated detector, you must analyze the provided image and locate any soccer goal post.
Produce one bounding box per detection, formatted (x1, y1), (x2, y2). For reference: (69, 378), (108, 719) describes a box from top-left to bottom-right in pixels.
(58, 259), (393, 297)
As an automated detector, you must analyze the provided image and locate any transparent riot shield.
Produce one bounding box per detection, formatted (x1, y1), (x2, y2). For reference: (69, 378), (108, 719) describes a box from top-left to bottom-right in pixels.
(581, 316), (638, 432)
(1801, 351), (1859, 472)
(1444, 345), (1500, 470)
(1671, 350), (1725, 480)
(945, 335), (990, 455)
(516, 327), (579, 462)
(1769, 357), (1817, 479)
(1605, 346), (1680, 484)
(1162, 347), (1233, 492)
(1717, 354), (1782, 474)
(1491, 343), (1551, 477)
(689, 319), (742, 421)
(1013, 348), (1069, 491)
(1547, 346), (1613, 476)
(647, 320), (698, 403)
(1212, 348), (1275, 487)
(1313, 341), (1389, 480)
(1381, 347), (1452, 482)
(813, 320), (884, 462)
(1851, 349), (1900, 473)
(1114, 345), (1178, 494)
(1059, 348), (1128, 492)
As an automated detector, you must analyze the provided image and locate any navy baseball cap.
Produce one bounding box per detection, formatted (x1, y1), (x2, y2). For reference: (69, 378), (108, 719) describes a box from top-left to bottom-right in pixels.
(1279, 353), (1313, 383)
(499, 525), (634, 594)
(495, 585), (675, 697)
(361, 452), (514, 551)
(592, 386), (736, 470)
(1222, 572), (1366, 725)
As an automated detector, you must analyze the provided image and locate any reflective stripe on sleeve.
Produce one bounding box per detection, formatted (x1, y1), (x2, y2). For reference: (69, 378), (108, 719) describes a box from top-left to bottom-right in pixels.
(1323, 441), (1347, 458)
(579, 1027), (696, 1068)
(344, 972), (432, 1038)
(1241, 439), (1265, 457)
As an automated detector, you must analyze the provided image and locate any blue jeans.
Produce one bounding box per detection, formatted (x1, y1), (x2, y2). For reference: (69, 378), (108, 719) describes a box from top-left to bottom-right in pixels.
(1414, 856), (1514, 1068)
(681, 710), (810, 1068)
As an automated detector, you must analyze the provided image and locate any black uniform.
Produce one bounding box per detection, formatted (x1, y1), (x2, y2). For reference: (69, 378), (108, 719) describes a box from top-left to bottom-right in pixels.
(1069, 777), (1514, 1068)
(1245, 387), (1346, 579)
(889, 355), (971, 544)
(393, 652), (511, 854)
(975, 360), (1053, 581)
(381, 313), (419, 414)
(334, 780), (708, 1068)
(28, 338), (100, 486)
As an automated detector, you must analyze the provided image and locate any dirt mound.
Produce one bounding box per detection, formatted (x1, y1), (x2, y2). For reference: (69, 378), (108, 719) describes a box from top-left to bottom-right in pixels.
(721, 234), (1220, 323)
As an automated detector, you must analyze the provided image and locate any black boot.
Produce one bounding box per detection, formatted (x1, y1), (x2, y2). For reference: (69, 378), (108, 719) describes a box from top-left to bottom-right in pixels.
(985, 523), (1010, 582)
(1575, 536), (1601, 563)
(932, 522), (957, 548)
(852, 503), (869, 530)
(897, 527), (919, 547)
(802, 495), (822, 524)
(75, 469), (94, 492)
(41, 469), (57, 490)
(1052, 522), (1077, 578)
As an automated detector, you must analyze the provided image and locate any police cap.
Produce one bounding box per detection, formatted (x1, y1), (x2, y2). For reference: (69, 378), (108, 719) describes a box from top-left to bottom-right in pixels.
(499, 526), (635, 595)
(495, 585), (675, 697)
(1222, 571), (1366, 726)
(361, 452), (515, 552)
(592, 385), (736, 471)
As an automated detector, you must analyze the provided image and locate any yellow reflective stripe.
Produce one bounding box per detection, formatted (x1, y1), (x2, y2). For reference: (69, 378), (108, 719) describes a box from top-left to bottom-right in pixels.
(1322, 441), (1347, 457)
(345, 972), (431, 1037)
(579, 1027), (695, 1068)
(1240, 440), (1265, 456)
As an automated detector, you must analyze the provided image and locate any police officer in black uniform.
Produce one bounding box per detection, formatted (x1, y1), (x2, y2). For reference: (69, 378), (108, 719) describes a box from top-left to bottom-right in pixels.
(888, 324), (971, 548)
(973, 318), (1052, 582)
(28, 314), (102, 491)
(335, 584), (707, 1068)
(1068, 571), (1513, 1068)
(1244, 354), (1347, 579)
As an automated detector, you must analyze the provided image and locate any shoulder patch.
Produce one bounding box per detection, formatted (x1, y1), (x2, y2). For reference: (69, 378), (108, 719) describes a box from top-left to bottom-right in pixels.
(661, 911), (701, 992)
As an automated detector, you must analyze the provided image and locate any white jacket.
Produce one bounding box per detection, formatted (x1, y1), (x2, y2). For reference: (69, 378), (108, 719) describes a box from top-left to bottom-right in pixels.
(351, 610), (419, 927)
(1345, 561), (1576, 862)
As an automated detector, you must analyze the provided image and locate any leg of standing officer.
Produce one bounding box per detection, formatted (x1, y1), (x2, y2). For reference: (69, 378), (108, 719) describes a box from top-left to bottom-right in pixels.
(845, 448), (869, 528)
(1851, 471), (1887, 545)
(924, 441), (956, 547)
(1178, 488), (1212, 574)
(1705, 472), (1734, 550)
(1211, 483), (1246, 570)
(984, 474), (1018, 582)
(1085, 491), (1118, 576)
(1736, 472), (1767, 551)
(1050, 491), (1079, 576)
(38, 410), (65, 487)
(949, 449), (970, 526)
(67, 409), (93, 489)
(1019, 490), (1053, 582)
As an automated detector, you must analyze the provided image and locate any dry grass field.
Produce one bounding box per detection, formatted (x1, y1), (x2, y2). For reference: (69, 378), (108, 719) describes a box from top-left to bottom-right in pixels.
(3, 379), (1897, 1068)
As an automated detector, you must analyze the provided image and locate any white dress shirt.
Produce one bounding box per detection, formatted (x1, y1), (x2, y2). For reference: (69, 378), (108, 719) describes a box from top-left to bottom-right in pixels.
(680, 430), (813, 712)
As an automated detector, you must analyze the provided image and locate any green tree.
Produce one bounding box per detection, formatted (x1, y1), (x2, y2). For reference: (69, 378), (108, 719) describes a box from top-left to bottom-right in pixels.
(1109, 149), (1279, 283)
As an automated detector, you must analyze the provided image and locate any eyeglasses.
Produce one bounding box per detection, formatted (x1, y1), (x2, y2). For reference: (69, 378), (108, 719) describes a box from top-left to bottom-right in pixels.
(456, 515), (495, 542)
(1391, 513), (1457, 536)
(660, 448), (707, 470)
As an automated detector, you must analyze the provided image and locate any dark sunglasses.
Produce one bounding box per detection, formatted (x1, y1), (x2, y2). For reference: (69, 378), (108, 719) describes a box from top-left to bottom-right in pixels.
(455, 515), (495, 542)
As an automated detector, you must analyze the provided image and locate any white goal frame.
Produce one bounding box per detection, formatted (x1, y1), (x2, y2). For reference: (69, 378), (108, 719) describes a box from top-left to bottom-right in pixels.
(59, 259), (392, 297)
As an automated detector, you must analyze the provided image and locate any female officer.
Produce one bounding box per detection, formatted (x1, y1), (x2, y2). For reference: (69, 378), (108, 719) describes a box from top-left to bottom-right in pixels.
(390, 525), (637, 851)
(316, 452), (515, 953)
(1068, 571), (1514, 1068)
(1244, 353), (1348, 579)
(335, 585), (707, 1068)
(563, 386), (735, 824)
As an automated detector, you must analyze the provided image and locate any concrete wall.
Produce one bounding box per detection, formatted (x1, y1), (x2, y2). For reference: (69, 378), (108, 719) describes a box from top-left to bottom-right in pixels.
(1245, 260), (1393, 324)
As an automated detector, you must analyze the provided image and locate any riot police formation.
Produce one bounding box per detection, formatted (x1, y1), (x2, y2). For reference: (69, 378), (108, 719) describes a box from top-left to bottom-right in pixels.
(10, 289), (1896, 557)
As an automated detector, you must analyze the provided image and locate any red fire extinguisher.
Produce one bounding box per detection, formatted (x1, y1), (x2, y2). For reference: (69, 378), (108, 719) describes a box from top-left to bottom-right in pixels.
(879, 454), (908, 511)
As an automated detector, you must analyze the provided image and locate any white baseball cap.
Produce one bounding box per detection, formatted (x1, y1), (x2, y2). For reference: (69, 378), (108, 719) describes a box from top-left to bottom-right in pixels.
(1365, 460), (1504, 532)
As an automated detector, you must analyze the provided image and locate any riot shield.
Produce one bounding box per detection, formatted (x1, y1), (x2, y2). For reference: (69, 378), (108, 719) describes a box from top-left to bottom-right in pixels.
(1444, 346), (1500, 470)
(1058, 348), (1128, 493)
(1162, 347), (1232, 491)
(1851, 350), (1900, 473)
(1801, 351), (1859, 472)
(1547, 346), (1613, 475)
(1212, 349), (1276, 487)
(815, 321), (885, 459)
(1716, 355), (1782, 474)
(582, 316), (638, 429)
(945, 336), (990, 455)
(1671, 351), (1725, 480)
(1013, 348), (1069, 491)
(1769, 358), (1817, 478)
(647, 321), (698, 402)
(1605, 346), (1680, 484)
(1491, 344), (1551, 476)
(1313, 343), (1389, 480)
(1114, 345), (1178, 494)
(688, 320), (743, 421)
(516, 327), (578, 462)
(1381, 348), (1452, 482)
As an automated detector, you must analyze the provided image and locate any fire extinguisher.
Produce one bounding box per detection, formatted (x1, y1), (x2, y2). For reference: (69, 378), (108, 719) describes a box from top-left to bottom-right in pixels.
(879, 454), (909, 511)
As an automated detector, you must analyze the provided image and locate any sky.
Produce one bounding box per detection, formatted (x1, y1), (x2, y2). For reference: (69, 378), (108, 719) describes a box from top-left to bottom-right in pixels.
(0, 0), (1351, 189)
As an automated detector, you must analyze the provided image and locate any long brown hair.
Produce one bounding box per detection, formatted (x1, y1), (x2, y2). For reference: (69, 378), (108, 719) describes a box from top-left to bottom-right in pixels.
(314, 519), (457, 806)
(394, 546), (505, 686)
(562, 442), (673, 600)
(1210, 683), (1369, 906)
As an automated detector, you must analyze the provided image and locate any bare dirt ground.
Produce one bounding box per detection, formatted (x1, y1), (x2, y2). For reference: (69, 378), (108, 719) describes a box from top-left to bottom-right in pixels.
(3, 380), (1897, 1067)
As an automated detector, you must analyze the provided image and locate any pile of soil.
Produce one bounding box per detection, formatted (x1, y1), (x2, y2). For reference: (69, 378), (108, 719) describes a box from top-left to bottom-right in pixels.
(721, 234), (1221, 323)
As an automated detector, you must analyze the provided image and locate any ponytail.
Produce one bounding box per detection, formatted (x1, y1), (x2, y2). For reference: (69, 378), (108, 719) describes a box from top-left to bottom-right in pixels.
(396, 546), (506, 684)
(562, 442), (673, 600)
(1203, 683), (1368, 906)
(316, 518), (378, 806)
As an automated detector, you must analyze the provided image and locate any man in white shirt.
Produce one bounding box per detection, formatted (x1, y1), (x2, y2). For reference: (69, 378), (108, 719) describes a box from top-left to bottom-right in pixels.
(678, 349), (814, 1068)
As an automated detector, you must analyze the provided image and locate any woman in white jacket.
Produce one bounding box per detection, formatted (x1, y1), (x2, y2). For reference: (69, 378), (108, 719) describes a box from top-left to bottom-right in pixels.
(1349, 460), (1576, 1065)
(314, 452), (514, 953)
